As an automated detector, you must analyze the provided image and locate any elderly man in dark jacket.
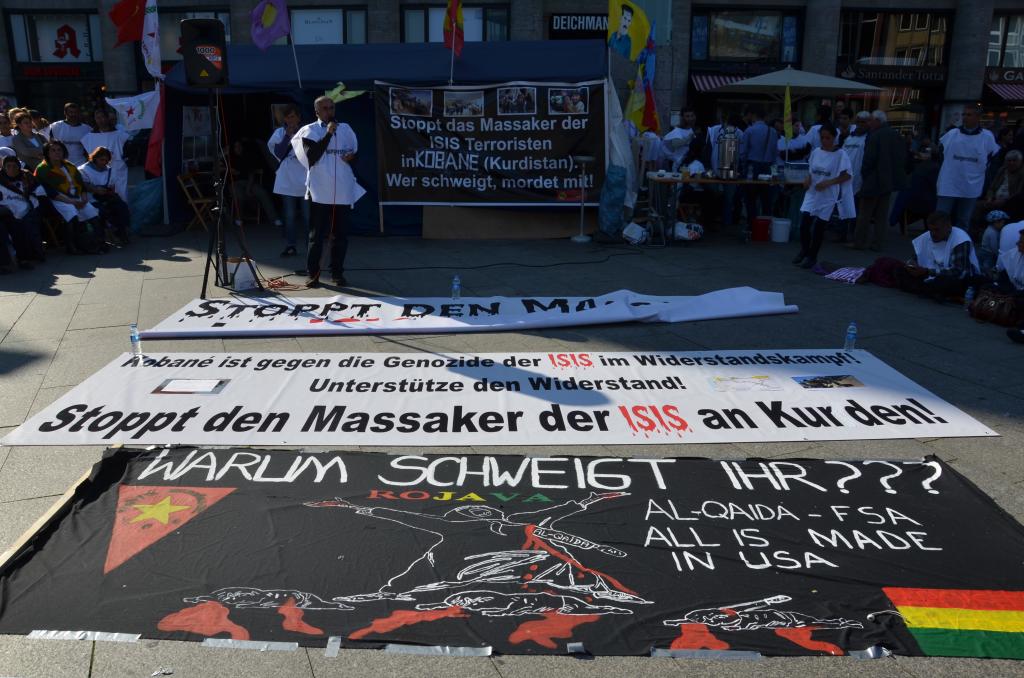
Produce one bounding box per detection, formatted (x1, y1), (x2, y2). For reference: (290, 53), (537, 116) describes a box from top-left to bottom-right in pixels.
(851, 110), (907, 251)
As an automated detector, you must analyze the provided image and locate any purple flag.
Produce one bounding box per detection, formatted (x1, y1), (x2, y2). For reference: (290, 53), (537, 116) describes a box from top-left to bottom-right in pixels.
(251, 0), (290, 51)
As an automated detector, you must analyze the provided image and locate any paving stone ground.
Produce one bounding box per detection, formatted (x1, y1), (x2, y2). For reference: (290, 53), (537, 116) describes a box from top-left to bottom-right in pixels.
(1, 225), (1022, 677)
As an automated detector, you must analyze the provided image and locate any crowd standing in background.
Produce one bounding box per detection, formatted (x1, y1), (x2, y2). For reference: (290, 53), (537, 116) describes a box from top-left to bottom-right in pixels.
(636, 100), (1024, 342)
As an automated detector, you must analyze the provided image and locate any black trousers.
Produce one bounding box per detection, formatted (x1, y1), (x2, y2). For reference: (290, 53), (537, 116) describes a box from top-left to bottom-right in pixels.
(95, 194), (131, 240)
(895, 268), (971, 298)
(0, 207), (44, 264)
(307, 201), (350, 280)
(798, 213), (827, 262)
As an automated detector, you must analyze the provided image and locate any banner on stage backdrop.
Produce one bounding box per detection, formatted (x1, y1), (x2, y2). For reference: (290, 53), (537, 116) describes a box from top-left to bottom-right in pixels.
(1, 448), (1022, 658)
(0, 350), (994, 447)
(141, 288), (797, 338)
(375, 79), (606, 205)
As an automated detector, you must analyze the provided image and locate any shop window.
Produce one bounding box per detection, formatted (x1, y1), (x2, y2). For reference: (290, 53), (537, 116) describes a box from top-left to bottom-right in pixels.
(1007, 15), (1024, 68)
(8, 13), (102, 63)
(691, 10), (800, 64)
(158, 12), (230, 61)
(402, 5), (509, 43)
(285, 8), (367, 44)
(839, 11), (949, 68)
(989, 16), (1006, 67)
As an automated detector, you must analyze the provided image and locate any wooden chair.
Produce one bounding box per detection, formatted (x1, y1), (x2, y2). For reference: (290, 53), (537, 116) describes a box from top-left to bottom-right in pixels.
(231, 169), (264, 225)
(177, 173), (215, 231)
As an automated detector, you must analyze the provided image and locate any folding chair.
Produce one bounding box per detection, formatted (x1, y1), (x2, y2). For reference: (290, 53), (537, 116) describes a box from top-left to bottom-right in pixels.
(177, 173), (215, 231)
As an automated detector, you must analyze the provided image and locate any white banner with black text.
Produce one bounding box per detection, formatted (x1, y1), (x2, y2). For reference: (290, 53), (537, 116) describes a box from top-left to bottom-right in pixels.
(140, 288), (798, 338)
(1, 350), (994, 447)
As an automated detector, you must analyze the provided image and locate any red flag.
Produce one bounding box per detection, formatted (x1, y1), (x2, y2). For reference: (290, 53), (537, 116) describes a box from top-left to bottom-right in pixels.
(144, 83), (164, 176)
(104, 484), (235, 573)
(108, 0), (145, 47)
(443, 0), (464, 57)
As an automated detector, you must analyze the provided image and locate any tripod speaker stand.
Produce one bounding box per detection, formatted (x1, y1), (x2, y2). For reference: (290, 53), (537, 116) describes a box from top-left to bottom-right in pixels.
(570, 155), (595, 244)
(179, 18), (263, 298)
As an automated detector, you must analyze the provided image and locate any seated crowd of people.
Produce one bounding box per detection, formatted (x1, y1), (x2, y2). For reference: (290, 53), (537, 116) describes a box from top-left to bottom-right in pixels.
(0, 102), (134, 274)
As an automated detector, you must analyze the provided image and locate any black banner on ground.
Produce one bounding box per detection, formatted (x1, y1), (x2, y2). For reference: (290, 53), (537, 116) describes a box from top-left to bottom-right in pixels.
(375, 80), (606, 205)
(2, 449), (1023, 658)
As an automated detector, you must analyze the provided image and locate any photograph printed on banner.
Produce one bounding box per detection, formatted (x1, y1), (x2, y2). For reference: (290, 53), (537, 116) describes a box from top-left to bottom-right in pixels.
(497, 87), (537, 116)
(443, 91), (484, 117)
(389, 87), (433, 117)
(548, 87), (589, 115)
(793, 375), (865, 389)
(708, 375), (784, 392)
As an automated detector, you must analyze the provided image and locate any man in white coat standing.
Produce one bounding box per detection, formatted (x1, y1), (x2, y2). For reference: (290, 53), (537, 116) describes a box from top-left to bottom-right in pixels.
(292, 96), (365, 287)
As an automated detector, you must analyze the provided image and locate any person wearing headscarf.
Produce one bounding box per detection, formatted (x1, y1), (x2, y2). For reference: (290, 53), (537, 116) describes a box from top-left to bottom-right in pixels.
(0, 155), (45, 270)
(980, 210), (1010, 274)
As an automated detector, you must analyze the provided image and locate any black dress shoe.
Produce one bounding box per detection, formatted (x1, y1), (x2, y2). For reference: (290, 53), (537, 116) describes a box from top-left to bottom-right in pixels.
(799, 257), (816, 269)
(1008, 328), (1024, 345)
(791, 252), (806, 265)
(280, 245), (297, 257)
(306, 276), (320, 288)
(332, 275), (348, 286)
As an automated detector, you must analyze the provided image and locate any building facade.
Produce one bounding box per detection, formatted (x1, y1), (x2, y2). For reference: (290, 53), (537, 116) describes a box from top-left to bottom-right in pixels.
(2, 0), (1022, 135)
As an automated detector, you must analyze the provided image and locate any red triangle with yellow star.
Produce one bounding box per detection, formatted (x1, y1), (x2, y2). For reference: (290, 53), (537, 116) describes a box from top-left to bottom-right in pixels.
(104, 485), (235, 574)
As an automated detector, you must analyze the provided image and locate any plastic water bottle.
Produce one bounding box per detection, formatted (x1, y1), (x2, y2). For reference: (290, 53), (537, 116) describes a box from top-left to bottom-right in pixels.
(450, 274), (461, 300)
(129, 323), (143, 361)
(843, 322), (857, 352)
(964, 286), (975, 312)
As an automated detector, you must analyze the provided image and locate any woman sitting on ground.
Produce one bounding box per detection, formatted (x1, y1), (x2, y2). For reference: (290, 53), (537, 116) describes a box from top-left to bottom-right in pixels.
(79, 146), (131, 244)
(34, 140), (105, 254)
(0, 155), (45, 272)
(792, 123), (852, 269)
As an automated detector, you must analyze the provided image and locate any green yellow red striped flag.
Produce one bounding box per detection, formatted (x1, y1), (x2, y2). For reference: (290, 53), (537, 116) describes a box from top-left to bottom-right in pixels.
(884, 588), (1024, 659)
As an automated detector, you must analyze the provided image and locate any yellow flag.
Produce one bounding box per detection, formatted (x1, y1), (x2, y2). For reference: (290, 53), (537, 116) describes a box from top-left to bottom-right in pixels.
(607, 0), (651, 62)
(783, 85), (793, 142)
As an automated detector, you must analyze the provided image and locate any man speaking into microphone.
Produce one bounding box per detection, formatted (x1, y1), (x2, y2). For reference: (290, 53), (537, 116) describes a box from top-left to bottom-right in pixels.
(292, 96), (366, 287)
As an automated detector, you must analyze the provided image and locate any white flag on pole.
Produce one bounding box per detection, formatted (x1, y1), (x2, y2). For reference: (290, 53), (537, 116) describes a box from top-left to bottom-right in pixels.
(105, 90), (160, 131)
(141, 0), (163, 80)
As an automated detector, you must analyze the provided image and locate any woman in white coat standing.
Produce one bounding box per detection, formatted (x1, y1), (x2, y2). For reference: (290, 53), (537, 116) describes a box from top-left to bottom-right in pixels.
(793, 123), (852, 269)
(267, 104), (308, 257)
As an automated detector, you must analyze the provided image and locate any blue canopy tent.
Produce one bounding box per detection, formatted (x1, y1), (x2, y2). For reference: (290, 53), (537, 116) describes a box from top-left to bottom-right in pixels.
(163, 40), (608, 234)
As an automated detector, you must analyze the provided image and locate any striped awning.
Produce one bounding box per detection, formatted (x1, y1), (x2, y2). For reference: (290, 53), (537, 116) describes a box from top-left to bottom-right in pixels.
(988, 83), (1024, 102)
(691, 74), (744, 92)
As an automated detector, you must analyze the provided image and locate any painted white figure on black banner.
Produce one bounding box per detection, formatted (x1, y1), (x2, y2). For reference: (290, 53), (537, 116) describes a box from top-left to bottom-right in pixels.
(306, 491), (651, 615)
(292, 96), (366, 287)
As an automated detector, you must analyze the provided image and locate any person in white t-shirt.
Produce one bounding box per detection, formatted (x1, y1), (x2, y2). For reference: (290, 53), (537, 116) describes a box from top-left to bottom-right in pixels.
(292, 96), (365, 287)
(46, 103), (93, 166)
(267, 103), (309, 258)
(662, 108), (697, 171)
(80, 107), (132, 201)
(793, 123), (852, 268)
(936, 105), (1000, 230)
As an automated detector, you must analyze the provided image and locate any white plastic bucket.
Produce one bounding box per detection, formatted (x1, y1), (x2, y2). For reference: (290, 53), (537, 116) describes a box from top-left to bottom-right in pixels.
(771, 218), (791, 243)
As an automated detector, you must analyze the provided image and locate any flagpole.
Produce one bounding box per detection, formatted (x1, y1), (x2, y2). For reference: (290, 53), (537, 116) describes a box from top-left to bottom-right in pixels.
(290, 41), (303, 89)
(448, 42), (455, 86)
